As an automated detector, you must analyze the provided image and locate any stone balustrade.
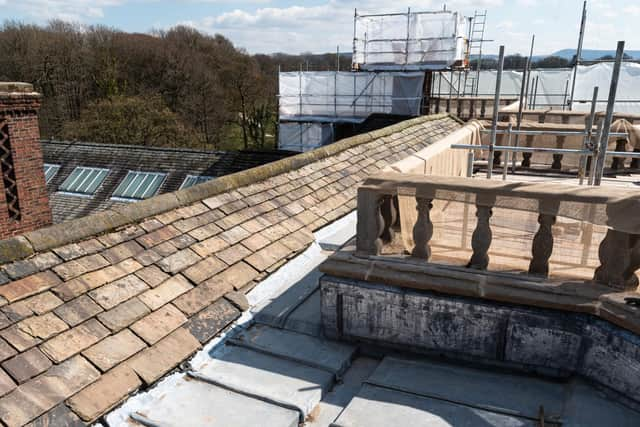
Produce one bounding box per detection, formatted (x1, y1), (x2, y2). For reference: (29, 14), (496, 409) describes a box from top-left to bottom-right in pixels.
(428, 97), (518, 120)
(494, 110), (640, 171)
(356, 173), (640, 291)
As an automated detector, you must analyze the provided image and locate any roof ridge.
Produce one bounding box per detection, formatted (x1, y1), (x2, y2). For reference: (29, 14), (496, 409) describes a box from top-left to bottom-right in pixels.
(0, 114), (453, 264)
(42, 140), (230, 155)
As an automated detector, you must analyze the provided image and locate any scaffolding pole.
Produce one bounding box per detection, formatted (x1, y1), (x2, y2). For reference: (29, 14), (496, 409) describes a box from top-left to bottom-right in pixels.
(579, 86), (599, 185)
(512, 57), (529, 173)
(487, 45), (505, 179)
(594, 41), (625, 186)
(569, 0), (587, 110)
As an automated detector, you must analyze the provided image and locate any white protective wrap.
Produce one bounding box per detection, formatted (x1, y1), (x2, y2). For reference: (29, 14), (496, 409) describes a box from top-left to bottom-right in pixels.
(353, 11), (466, 69)
(466, 63), (640, 113)
(278, 122), (334, 153)
(279, 71), (425, 118)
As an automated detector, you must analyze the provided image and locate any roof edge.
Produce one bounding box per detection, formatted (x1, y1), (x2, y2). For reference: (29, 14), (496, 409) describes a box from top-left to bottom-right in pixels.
(0, 113), (453, 264)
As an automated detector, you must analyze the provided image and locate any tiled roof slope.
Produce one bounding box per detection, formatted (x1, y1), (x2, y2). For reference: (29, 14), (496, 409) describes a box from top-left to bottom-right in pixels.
(42, 141), (291, 224)
(0, 114), (460, 426)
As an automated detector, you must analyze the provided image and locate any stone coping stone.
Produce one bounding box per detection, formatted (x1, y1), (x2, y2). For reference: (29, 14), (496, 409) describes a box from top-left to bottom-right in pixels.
(253, 269), (321, 329)
(319, 250), (640, 337)
(126, 376), (299, 427)
(230, 324), (356, 376)
(196, 345), (334, 416)
(282, 290), (323, 337)
(0, 113), (453, 264)
(367, 357), (565, 421)
(332, 384), (538, 427)
(0, 82), (35, 94)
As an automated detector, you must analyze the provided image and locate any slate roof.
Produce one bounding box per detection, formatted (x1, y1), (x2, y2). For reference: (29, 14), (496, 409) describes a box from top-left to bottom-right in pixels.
(42, 140), (292, 224)
(0, 114), (460, 425)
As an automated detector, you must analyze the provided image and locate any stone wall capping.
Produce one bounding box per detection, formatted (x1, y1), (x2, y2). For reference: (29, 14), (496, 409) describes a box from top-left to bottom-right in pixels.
(0, 113), (453, 264)
(320, 251), (640, 336)
(0, 237), (34, 265)
(23, 210), (130, 254)
(0, 82), (35, 94)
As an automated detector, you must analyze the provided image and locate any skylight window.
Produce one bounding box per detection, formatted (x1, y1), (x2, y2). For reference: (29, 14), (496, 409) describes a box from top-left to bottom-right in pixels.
(59, 166), (109, 195)
(43, 164), (60, 184)
(113, 171), (166, 200)
(180, 175), (214, 190)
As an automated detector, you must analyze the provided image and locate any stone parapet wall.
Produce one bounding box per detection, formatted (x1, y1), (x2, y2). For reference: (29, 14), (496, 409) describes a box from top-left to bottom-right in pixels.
(321, 276), (640, 411)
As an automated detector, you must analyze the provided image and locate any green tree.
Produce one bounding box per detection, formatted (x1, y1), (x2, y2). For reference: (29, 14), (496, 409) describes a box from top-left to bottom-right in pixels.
(60, 95), (198, 147)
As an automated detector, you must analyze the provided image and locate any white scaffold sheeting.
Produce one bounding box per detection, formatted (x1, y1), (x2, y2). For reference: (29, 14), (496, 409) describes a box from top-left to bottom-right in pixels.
(278, 122), (334, 153)
(353, 11), (466, 70)
(461, 63), (640, 113)
(279, 71), (425, 118)
(573, 62), (640, 113)
(469, 68), (573, 109)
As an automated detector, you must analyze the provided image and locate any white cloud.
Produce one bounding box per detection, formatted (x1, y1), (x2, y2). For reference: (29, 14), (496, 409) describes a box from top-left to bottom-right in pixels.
(624, 5), (640, 16)
(13, 0), (125, 22)
(180, 0), (504, 54)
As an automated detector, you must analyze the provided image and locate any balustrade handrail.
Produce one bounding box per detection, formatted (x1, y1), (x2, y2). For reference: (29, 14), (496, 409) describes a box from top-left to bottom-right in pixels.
(356, 172), (640, 290)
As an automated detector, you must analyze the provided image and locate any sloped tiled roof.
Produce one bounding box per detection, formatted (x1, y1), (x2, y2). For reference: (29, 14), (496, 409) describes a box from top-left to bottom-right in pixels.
(42, 141), (292, 224)
(0, 114), (460, 425)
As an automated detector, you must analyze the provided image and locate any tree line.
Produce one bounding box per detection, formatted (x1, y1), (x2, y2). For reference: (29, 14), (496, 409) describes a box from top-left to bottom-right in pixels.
(0, 21), (347, 151)
(2, 21), (604, 151)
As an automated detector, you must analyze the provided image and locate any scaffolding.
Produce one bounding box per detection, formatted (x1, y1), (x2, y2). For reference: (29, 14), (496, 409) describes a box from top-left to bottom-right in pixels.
(278, 71), (426, 151)
(278, 7), (487, 152)
(431, 1), (640, 115)
(451, 41), (632, 187)
(352, 8), (468, 71)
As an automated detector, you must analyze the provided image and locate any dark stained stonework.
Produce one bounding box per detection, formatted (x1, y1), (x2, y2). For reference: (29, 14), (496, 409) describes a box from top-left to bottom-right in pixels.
(321, 276), (640, 411)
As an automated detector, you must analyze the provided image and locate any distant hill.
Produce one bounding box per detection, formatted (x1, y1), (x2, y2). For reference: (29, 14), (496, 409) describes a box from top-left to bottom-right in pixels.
(551, 49), (640, 61)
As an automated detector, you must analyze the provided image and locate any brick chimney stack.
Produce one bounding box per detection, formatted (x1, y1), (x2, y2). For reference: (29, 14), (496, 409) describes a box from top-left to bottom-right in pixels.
(0, 83), (52, 239)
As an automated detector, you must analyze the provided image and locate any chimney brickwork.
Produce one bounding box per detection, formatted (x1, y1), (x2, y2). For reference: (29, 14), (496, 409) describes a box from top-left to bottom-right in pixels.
(0, 83), (52, 239)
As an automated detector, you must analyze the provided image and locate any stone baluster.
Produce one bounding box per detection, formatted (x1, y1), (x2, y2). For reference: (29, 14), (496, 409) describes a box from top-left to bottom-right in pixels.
(380, 195), (397, 243)
(611, 139), (627, 170)
(493, 133), (505, 167)
(594, 230), (640, 290)
(631, 149), (640, 169)
(435, 98), (440, 114)
(456, 99), (462, 118)
(411, 198), (434, 260)
(522, 135), (534, 168)
(356, 189), (386, 256)
(392, 195), (401, 231)
(528, 201), (559, 277)
(468, 196), (494, 270)
(480, 99), (486, 118)
(549, 115), (566, 170)
(552, 136), (565, 170)
(470, 99), (476, 119)
(446, 98), (451, 114)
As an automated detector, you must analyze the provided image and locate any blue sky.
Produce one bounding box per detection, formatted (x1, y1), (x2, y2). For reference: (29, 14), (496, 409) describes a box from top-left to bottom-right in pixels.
(0, 0), (638, 56)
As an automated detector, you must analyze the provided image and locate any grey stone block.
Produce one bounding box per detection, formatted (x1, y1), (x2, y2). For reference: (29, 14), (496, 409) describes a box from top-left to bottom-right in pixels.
(123, 377), (298, 427)
(320, 275), (640, 408)
(197, 345), (334, 416)
(332, 384), (537, 427)
(231, 324), (356, 376)
(563, 379), (640, 427)
(580, 322), (640, 401)
(505, 311), (583, 372)
(306, 357), (380, 427)
(254, 269), (320, 328)
(284, 290), (323, 336)
(322, 278), (509, 359)
(367, 357), (565, 421)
